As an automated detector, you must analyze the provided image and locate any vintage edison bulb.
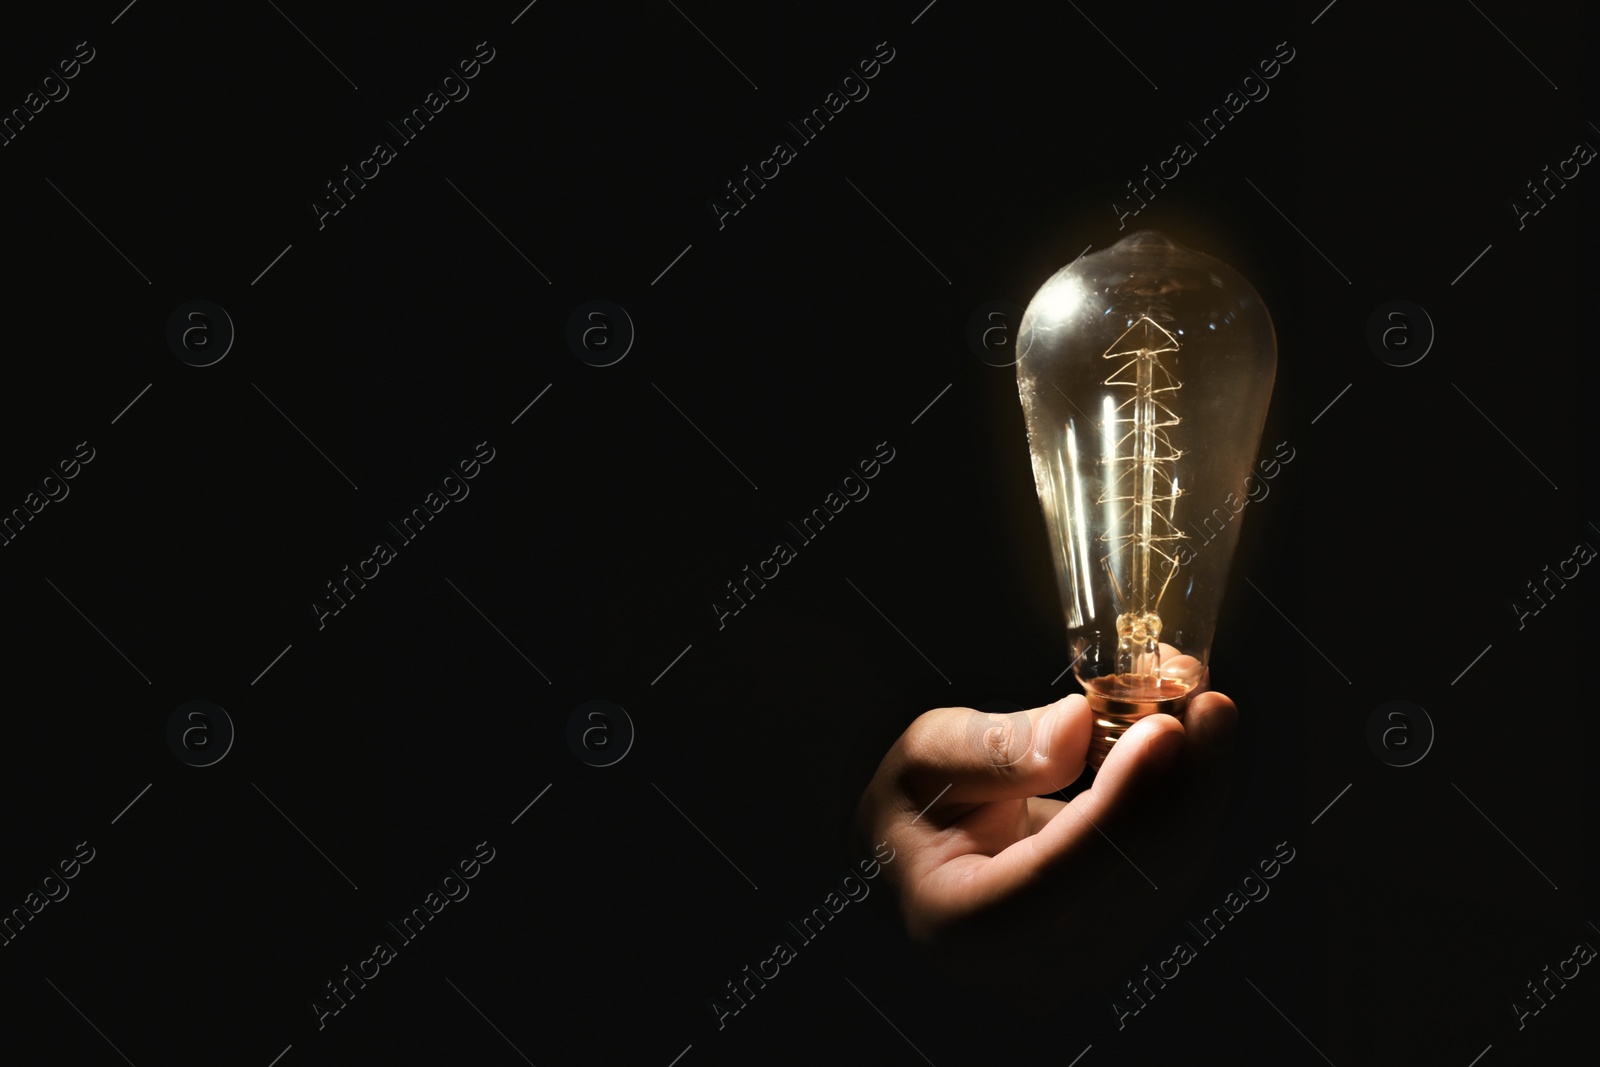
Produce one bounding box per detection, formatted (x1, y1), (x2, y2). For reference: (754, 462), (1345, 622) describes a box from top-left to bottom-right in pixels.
(1015, 231), (1276, 768)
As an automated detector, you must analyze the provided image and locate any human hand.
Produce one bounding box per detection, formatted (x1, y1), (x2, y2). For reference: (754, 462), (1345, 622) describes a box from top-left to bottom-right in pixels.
(855, 676), (1237, 989)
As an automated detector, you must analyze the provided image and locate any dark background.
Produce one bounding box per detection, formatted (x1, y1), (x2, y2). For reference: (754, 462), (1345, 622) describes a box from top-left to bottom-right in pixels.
(0, 1), (1595, 1063)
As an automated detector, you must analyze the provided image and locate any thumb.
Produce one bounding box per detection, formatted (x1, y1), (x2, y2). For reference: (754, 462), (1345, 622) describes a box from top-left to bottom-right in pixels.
(891, 694), (1095, 816)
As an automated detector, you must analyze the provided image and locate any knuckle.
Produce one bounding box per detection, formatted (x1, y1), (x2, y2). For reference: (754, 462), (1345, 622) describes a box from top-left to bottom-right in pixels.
(982, 719), (1017, 769)
(977, 711), (1030, 771)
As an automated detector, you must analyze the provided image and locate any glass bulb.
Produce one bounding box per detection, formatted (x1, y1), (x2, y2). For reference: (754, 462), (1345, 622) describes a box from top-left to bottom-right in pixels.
(1015, 230), (1276, 769)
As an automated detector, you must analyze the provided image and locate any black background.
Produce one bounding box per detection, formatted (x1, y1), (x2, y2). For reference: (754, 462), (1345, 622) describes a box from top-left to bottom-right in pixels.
(1, 1), (1596, 1064)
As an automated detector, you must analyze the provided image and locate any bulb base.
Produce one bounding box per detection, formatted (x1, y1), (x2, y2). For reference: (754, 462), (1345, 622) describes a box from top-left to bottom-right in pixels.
(1082, 675), (1191, 771)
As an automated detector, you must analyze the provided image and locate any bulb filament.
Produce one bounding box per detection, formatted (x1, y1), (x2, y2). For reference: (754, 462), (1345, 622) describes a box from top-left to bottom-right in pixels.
(1098, 315), (1187, 676)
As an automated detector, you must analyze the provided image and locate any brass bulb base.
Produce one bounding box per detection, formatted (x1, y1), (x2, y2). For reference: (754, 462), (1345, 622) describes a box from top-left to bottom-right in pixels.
(1082, 675), (1191, 771)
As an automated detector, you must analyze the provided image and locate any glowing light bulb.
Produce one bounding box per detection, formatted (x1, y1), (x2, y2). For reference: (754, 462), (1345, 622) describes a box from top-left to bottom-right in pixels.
(1015, 231), (1277, 769)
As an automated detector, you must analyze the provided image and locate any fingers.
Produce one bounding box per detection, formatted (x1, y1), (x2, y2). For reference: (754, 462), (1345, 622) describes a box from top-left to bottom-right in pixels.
(914, 712), (1188, 920)
(889, 695), (1094, 813)
(1183, 691), (1237, 752)
(1156, 644), (1208, 695)
(988, 706), (1211, 881)
(1080, 709), (1186, 799)
(1024, 796), (1066, 835)
(883, 682), (1232, 826)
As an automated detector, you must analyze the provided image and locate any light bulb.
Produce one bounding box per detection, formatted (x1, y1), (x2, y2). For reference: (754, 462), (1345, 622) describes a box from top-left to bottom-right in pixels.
(1015, 230), (1276, 769)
